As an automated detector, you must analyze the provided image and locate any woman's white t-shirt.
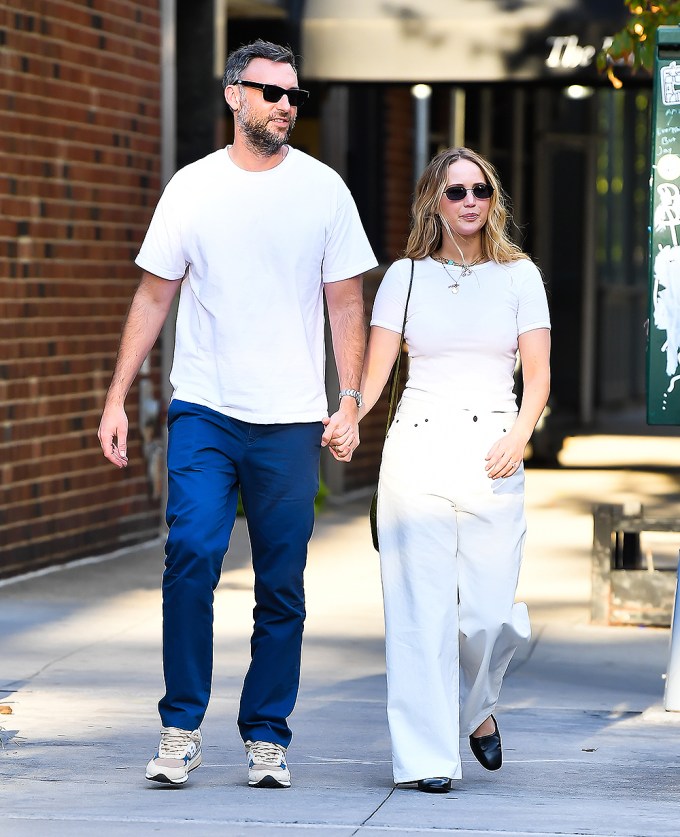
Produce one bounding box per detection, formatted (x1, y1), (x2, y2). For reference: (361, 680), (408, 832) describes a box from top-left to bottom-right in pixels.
(136, 146), (377, 423)
(371, 256), (550, 412)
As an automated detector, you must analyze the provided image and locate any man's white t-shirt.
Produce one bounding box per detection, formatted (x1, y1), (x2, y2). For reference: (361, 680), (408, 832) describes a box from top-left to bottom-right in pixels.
(136, 146), (377, 423)
(371, 256), (551, 412)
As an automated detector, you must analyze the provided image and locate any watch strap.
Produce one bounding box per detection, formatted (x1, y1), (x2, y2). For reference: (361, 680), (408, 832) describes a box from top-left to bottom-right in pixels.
(339, 388), (362, 407)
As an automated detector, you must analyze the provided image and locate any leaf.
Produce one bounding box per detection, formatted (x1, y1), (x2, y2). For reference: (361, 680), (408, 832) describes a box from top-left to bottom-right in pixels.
(611, 29), (634, 57)
(640, 36), (656, 72)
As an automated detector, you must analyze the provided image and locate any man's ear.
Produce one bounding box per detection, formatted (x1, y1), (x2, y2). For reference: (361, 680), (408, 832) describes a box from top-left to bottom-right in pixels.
(224, 85), (239, 112)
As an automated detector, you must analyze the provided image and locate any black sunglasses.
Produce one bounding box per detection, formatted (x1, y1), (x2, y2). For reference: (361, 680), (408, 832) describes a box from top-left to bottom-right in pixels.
(236, 80), (309, 107)
(444, 184), (494, 202)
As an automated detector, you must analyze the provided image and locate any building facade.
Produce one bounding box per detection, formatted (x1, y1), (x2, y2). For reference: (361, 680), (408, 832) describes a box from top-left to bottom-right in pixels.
(0, 0), (655, 576)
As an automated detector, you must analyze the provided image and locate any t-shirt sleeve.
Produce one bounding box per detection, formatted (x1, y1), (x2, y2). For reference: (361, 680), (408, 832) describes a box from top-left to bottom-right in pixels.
(516, 261), (551, 335)
(135, 174), (188, 281)
(321, 179), (378, 283)
(371, 259), (411, 334)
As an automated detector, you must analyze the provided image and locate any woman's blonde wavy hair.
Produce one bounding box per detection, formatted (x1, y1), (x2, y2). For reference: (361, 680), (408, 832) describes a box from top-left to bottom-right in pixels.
(404, 147), (528, 264)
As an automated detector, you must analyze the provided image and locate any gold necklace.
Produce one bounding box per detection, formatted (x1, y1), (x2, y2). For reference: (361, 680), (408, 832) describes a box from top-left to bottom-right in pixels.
(432, 254), (483, 293)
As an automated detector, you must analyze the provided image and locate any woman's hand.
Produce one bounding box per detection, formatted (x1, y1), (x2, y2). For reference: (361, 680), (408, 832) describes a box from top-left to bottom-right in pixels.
(485, 428), (529, 479)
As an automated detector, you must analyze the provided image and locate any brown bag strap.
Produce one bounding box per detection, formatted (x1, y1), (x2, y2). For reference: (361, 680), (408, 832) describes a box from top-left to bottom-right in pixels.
(383, 258), (414, 435)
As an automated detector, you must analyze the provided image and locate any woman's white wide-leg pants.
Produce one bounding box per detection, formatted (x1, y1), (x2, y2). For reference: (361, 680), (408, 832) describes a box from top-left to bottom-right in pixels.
(377, 399), (531, 783)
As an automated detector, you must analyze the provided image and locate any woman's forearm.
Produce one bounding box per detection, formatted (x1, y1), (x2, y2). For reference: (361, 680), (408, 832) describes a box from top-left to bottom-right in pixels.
(358, 326), (403, 421)
(514, 328), (551, 443)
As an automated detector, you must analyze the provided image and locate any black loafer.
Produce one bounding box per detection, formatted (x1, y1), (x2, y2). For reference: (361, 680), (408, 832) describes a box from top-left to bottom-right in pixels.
(417, 777), (452, 793)
(469, 715), (502, 771)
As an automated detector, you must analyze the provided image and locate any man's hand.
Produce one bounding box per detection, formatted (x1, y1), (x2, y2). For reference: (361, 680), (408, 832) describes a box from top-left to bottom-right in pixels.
(322, 405), (360, 462)
(98, 403), (129, 468)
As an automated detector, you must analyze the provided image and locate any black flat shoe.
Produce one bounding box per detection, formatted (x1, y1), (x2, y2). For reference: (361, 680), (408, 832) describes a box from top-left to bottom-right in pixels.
(417, 777), (452, 793)
(469, 715), (502, 771)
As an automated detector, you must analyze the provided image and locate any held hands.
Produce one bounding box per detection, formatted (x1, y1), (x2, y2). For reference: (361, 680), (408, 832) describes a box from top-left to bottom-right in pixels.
(98, 404), (129, 469)
(485, 428), (528, 480)
(321, 406), (360, 462)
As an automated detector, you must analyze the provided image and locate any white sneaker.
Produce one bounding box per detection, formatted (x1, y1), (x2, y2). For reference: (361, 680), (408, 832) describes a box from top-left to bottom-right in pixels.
(145, 727), (202, 785)
(245, 740), (291, 788)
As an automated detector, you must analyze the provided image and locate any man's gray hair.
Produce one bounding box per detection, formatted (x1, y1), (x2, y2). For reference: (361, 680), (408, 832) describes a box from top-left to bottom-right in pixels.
(222, 40), (297, 90)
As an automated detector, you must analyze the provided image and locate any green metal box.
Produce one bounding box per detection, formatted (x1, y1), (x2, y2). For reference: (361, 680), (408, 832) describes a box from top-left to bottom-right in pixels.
(648, 26), (680, 424)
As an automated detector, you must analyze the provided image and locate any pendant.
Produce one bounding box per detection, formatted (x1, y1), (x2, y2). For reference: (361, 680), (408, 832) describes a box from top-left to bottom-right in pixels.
(448, 282), (460, 294)
(460, 265), (472, 277)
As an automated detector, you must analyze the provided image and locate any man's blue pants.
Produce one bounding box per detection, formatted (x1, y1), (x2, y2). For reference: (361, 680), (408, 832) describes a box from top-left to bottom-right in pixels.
(159, 400), (322, 747)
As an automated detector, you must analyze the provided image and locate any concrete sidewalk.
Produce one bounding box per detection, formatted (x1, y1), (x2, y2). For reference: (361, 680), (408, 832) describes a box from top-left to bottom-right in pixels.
(2, 435), (680, 836)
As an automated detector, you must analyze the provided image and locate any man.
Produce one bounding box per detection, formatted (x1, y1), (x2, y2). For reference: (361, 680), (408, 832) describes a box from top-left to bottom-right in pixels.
(98, 39), (377, 789)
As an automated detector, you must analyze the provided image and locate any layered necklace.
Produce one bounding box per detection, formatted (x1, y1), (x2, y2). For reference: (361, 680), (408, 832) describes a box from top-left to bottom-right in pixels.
(432, 253), (484, 293)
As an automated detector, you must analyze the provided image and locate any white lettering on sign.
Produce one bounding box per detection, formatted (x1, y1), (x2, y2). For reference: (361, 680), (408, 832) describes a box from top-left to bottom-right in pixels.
(546, 36), (595, 69)
(545, 35), (617, 71)
(666, 108), (680, 127)
(658, 127), (680, 156)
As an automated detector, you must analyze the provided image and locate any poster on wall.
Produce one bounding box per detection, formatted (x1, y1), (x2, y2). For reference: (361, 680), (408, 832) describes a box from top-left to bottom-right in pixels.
(648, 29), (680, 425)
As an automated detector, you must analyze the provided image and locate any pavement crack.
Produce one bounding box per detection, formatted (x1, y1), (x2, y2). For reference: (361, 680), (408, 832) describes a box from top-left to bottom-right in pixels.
(352, 785), (396, 835)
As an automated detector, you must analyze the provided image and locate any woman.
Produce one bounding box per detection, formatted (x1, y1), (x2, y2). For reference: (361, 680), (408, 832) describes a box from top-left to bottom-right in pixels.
(359, 147), (550, 793)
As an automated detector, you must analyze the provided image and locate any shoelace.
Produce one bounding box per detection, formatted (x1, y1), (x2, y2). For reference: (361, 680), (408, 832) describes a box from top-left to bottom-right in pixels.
(158, 728), (195, 758)
(248, 741), (285, 764)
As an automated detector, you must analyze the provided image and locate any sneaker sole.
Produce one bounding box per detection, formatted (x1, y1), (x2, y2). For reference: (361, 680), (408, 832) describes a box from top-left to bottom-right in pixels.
(249, 775), (291, 789)
(146, 772), (188, 785)
(146, 755), (202, 785)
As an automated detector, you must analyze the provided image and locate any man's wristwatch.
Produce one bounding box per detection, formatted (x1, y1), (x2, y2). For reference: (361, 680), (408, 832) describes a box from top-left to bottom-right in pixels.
(339, 389), (363, 408)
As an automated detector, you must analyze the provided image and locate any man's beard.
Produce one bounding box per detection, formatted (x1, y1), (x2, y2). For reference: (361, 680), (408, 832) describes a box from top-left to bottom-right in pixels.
(237, 104), (296, 157)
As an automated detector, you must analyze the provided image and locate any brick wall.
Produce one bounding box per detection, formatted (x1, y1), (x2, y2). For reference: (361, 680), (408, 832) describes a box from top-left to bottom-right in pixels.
(383, 87), (414, 263)
(0, 0), (163, 578)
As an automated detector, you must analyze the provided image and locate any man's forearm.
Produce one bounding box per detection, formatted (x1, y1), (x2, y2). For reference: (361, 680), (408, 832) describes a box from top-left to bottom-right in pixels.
(321, 276), (366, 460)
(325, 276), (366, 392)
(105, 273), (179, 406)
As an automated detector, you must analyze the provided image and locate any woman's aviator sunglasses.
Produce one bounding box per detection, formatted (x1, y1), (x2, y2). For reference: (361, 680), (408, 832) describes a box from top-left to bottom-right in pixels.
(236, 79), (309, 107)
(444, 183), (494, 202)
